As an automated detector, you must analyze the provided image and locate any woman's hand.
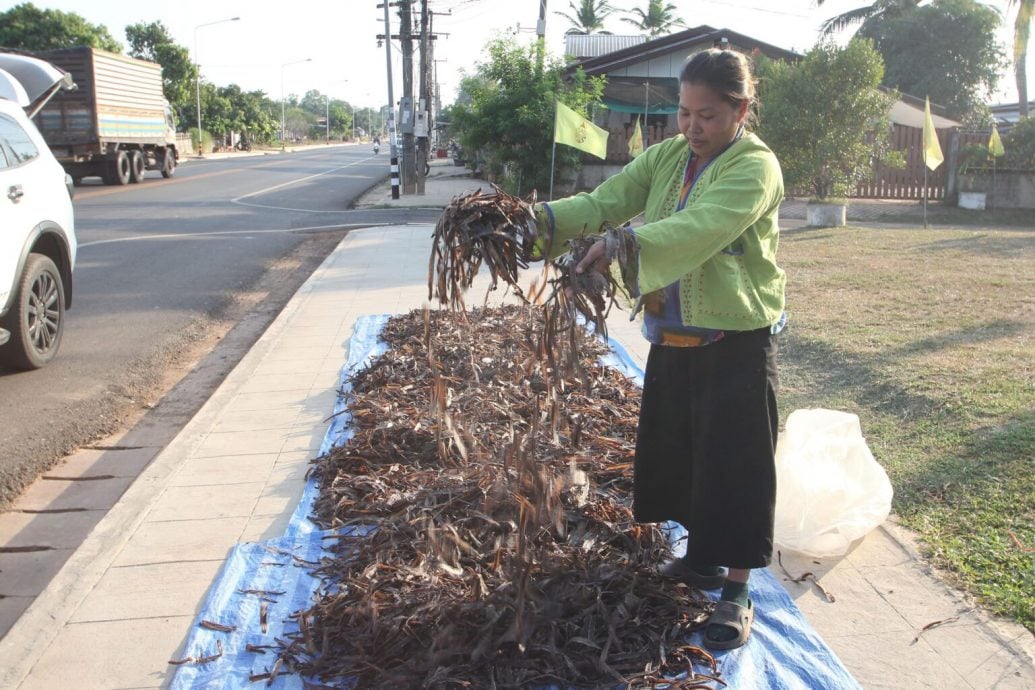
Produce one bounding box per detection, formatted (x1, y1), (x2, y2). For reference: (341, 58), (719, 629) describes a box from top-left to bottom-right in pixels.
(575, 238), (610, 277)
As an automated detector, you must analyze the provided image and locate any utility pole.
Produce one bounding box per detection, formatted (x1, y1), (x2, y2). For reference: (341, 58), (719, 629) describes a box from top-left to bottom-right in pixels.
(536, 0), (547, 75)
(400, 0), (415, 194)
(379, 1), (399, 199)
(416, 0), (430, 194)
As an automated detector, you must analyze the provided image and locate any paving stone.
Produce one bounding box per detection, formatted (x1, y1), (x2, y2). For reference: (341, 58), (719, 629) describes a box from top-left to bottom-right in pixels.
(38, 446), (159, 480)
(857, 563), (974, 631)
(167, 453), (279, 488)
(0, 509), (103, 549)
(209, 407), (302, 434)
(234, 371), (322, 395)
(18, 616), (191, 690)
(0, 548), (74, 596)
(13, 475), (137, 512)
(146, 482), (266, 523)
(844, 527), (914, 568)
(191, 428), (305, 458)
(222, 388), (310, 413)
(111, 517), (247, 567)
(772, 559), (913, 637)
(822, 628), (972, 689)
(70, 560), (225, 623)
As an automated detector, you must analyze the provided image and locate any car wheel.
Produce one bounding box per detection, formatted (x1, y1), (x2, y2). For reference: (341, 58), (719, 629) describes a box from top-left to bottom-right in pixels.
(0, 253), (65, 370)
(108, 150), (131, 185)
(160, 150), (176, 178)
(129, 150), (145, 183)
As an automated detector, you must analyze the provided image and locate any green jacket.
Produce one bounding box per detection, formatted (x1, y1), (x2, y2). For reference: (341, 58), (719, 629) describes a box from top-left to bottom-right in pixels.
(542, 132), (786, 331)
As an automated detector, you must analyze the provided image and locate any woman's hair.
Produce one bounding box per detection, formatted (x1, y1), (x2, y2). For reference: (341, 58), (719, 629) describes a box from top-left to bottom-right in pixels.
(679, 48), (756, 109)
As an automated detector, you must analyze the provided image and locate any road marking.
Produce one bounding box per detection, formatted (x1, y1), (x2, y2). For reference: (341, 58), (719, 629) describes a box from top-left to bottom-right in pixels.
(76, 222), (400, 249)
(73, 152), (380, 204)
(73, 168), (241, 198)
(230, 157), (382, 213)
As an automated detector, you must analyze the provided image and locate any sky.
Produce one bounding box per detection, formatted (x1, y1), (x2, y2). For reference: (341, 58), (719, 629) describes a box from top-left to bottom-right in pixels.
(2, 0), (1031, 111)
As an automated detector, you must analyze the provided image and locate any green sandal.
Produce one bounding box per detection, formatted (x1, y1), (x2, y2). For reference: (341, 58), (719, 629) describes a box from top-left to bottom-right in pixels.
(703, 599), (754, 650)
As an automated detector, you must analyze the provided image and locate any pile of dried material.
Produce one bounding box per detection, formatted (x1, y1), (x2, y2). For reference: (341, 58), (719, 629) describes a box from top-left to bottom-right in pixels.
(273, 306), (722, 689)
(428, 186), (539, 312)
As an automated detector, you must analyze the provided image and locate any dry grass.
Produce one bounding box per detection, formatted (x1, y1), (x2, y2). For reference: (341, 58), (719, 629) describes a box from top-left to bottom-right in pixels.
(776, 223), (1035, 629)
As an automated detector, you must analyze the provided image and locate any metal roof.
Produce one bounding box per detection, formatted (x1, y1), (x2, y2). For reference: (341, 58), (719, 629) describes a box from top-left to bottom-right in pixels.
(563, 34), (648, 60)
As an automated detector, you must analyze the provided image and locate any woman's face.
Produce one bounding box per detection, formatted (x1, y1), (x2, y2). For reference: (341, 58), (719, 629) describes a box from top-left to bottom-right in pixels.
(676, 81), (748, 162)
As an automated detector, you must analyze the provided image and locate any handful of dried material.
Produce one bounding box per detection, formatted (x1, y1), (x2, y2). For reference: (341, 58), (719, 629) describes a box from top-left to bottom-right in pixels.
(428, 185), (539, 311)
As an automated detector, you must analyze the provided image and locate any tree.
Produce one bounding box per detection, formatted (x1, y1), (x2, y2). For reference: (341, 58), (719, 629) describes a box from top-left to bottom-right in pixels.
(1007, 0), (1033, 118)
(0, 2), (122, 53)
(125, 21), (197, 118)
(554, 0), (615, 35)
(816, 0), (921, 36)
(755, 39), (901, 200)
(858, 0), (1007, 122)
(621, 0), (687, 37)
(451, 37), (605, 194)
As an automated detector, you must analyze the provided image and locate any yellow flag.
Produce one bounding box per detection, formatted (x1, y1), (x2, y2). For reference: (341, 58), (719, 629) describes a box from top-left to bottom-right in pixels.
(628, 116), (644, 158)
(988, 123), (1005, 158)
(923, 96), (944, 171)
(554, 101), (608, 159)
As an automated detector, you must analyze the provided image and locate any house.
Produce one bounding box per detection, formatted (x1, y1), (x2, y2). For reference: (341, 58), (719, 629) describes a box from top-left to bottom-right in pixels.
(561, 26), (800, 188)
(990, 99), (1035, 128)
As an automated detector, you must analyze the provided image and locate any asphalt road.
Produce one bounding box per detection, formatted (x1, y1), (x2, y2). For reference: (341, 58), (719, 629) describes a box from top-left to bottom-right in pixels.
(0, 144), (437, 507)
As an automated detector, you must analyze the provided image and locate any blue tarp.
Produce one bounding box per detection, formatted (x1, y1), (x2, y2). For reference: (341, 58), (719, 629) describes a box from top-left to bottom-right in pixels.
(170, 315), (861, 690)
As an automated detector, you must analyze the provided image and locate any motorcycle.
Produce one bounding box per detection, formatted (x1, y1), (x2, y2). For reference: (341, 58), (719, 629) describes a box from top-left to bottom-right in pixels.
(373, 141), (380, 154)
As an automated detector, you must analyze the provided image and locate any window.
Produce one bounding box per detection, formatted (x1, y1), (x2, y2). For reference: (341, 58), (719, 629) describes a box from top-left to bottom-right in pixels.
(0, 114), (40, 165)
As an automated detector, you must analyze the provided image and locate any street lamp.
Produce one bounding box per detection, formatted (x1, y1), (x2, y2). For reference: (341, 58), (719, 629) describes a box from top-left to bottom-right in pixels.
(194, 16), (240, 156)
(280, 58), (312, 147)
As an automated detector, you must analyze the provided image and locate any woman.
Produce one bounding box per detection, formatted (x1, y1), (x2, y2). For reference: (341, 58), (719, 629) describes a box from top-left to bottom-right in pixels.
(537, 49), (785, 650)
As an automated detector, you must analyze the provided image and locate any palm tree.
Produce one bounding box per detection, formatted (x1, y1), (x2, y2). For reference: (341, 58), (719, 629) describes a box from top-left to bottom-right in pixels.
(1007, 0), (1032, 118)
(622, 0), (687, 37)
(816, 0), (920, 36)
(555, 0), (616, 35)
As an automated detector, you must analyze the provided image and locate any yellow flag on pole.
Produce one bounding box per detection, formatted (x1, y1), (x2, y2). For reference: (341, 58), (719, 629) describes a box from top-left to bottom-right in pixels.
(628, 116), (644, 158)
(988, 123), (1005, 158)
(554, 101), (609, 159)
(922, 96), (944, 171)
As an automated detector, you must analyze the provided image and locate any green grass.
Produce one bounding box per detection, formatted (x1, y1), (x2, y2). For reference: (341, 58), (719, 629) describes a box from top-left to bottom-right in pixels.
(776, 223), (1035, 629)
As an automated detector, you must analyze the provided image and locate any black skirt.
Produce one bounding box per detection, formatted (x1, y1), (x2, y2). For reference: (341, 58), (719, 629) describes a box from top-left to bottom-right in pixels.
(632, 327), (779, 569)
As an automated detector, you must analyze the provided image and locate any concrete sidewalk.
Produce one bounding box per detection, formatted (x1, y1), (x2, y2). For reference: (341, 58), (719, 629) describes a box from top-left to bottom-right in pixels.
(0, 161), (1031, 689)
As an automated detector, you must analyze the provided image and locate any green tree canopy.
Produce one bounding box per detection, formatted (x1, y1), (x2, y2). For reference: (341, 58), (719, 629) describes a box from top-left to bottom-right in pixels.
(125, 21), (197, 117)
(555, 0), (616, 35)
(755, 39), (901, 200)
(621, 0), (687, 37)
(451, 37), (605, 195)
(817, 0), (921, 37)
(857, 0), (1007, 122)
(0, 2), (122, 53)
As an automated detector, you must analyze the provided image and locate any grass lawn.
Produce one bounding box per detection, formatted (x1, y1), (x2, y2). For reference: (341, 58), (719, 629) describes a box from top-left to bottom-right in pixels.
(776, 222), (1034, 630)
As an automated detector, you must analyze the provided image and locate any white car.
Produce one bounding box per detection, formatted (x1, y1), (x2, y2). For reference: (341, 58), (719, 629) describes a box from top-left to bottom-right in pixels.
(0, 53), (76, 370)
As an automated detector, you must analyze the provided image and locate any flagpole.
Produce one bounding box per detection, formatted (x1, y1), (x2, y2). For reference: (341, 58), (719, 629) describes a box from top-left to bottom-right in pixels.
(643, 79), (649, 149)
(923, 162), (928, 229)
(549, 141), (557, 201)
(991, 156), (996, 211)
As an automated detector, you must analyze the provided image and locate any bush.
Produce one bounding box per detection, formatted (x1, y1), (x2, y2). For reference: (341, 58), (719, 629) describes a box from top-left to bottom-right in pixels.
(755, 39), (902, 200)
(1002, 118), (1035, 170)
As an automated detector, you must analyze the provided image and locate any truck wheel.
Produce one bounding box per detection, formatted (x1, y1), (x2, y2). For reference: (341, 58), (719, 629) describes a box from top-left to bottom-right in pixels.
(108, 151), (131, 185)
(0, 254), (65, 370)
(129, 150), (145, 183)
(160, 150), (176, 178)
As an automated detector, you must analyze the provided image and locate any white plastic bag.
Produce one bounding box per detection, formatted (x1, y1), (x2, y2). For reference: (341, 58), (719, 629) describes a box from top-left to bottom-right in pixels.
(773, 409), (893, 558)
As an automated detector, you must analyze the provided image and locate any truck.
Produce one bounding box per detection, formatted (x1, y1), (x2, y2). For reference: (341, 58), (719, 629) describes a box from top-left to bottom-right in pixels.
(31, 47), (178, 185)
